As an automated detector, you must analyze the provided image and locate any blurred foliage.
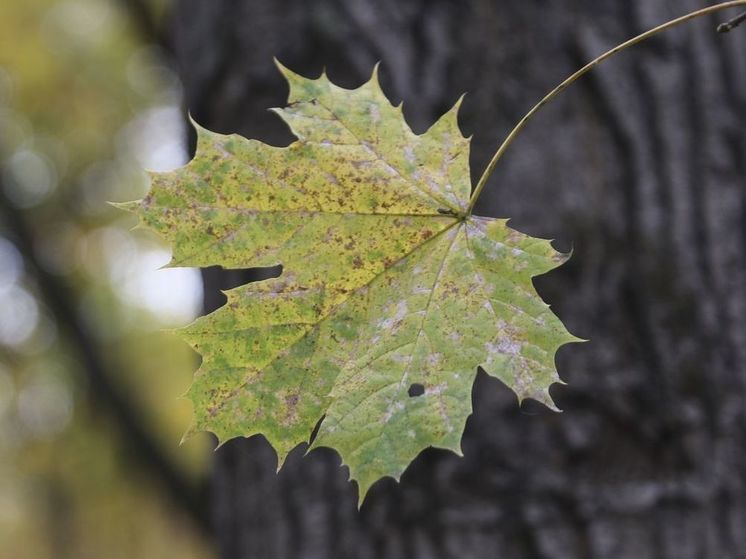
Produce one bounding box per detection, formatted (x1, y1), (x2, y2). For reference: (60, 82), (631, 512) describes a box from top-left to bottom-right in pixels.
(0, 0), (212, 557)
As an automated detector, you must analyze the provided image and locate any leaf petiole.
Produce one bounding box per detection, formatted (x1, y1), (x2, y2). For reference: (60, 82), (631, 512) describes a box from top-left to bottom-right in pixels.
(467, 0), (746, 215)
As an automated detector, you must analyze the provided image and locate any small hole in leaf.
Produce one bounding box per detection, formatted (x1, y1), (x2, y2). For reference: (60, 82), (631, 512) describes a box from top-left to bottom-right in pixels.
(408, 383), (425, 397)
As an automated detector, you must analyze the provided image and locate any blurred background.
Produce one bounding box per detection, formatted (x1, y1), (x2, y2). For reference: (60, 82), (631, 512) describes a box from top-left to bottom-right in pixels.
(1, 1), (745, 558)
(0, 1), (210, 558)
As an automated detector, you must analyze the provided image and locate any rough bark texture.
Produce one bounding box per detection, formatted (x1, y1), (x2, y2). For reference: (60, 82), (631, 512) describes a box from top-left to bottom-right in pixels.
(168, 0), (746, 557)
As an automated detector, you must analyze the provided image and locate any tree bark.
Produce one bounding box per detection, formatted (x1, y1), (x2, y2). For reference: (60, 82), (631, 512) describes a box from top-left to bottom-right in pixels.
(168, 0), (746, 557)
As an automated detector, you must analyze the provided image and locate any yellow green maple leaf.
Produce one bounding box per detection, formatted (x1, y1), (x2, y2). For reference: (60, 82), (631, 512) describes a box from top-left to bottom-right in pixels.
(123, 62), (579, 503)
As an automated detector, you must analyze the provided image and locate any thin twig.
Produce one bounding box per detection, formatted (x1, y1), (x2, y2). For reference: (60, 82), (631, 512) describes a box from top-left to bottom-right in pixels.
(467, 0), (746, 214)
(717, 11), (746, 32)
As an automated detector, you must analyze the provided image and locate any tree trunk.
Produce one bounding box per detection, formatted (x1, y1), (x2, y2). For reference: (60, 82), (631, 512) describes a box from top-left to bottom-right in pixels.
(169, 0), (746, 557)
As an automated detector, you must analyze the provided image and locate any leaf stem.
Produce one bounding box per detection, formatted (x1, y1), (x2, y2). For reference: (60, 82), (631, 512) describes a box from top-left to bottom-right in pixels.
(467, 0), (746, 215)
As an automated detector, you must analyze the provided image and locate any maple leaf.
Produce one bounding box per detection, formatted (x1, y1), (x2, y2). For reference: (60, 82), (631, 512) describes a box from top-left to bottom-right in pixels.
(123, 62), (579, 503)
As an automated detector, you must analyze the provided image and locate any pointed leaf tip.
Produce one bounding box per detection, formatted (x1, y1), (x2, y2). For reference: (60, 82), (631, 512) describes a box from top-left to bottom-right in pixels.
(186, 111), (208, 134)
(179, 423), (198, 446)
(272, 56), (292, 77)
